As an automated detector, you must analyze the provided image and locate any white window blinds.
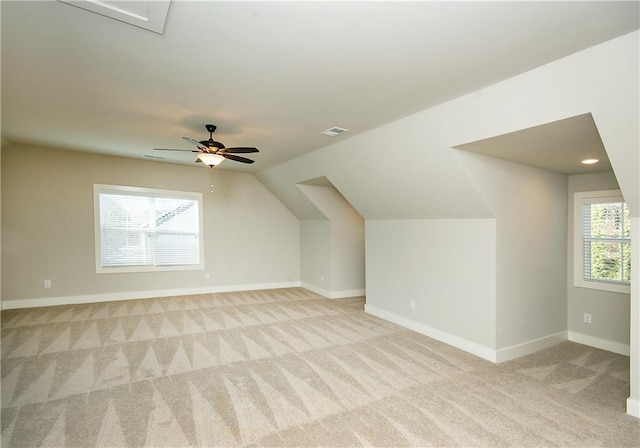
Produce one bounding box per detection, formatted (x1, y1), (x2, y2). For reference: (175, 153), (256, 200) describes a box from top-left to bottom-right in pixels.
(94, 185), (203, 273)
(581, 196), (631, 286)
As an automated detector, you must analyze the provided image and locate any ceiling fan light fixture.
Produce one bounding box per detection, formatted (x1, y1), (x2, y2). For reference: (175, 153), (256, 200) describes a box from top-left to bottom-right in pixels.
(198, 153), (225, 167)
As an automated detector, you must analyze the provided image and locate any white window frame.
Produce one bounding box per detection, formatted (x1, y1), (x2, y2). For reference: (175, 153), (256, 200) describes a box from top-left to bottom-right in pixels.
(94, 184), (204, 274)
(573, 189), (630, 294)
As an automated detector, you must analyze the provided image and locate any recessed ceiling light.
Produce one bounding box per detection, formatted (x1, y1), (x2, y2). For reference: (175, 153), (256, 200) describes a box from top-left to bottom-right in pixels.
(321, 127), (349, 136)
(581, 158), (599, 165)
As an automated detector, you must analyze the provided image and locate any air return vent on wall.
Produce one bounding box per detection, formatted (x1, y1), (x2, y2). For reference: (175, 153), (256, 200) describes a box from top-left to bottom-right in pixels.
(57, 0), (171, 34)
(321, 127), (349, 136)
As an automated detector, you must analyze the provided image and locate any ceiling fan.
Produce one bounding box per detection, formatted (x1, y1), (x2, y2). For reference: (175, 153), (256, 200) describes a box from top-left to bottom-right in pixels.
(154, 124), (259, 167)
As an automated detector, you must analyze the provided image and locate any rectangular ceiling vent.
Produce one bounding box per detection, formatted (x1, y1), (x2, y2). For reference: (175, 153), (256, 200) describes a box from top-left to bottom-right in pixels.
(321, 127), (349, 137)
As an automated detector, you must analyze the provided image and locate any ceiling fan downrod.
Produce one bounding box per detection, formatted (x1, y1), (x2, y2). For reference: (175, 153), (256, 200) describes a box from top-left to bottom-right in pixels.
(202, 124), (224, 151)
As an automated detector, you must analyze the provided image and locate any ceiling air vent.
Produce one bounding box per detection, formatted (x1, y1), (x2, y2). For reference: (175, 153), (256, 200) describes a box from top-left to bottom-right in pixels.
(321, 127), (349, 137)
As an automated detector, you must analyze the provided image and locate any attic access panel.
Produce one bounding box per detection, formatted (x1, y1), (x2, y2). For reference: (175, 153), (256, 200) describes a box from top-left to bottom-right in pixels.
(58, 0), (171, 34)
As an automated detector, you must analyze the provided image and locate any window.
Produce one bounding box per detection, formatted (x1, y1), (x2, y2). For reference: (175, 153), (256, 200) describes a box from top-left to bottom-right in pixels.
(94, 184), (203, 273)
(574, 189), (631, 293)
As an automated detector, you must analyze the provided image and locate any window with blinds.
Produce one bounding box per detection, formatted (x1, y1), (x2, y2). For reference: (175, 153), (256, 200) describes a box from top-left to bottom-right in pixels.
(94, 184), (203, 273)
(574, 189), (631, 294)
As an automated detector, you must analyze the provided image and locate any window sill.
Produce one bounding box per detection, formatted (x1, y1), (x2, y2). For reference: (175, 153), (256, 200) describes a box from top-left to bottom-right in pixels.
(574, 279), (630, 295)
(97, 264), (203, 274)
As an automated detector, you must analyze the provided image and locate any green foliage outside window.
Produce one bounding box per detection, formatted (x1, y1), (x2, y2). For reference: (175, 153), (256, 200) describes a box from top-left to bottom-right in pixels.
(584, 201), (631, 284)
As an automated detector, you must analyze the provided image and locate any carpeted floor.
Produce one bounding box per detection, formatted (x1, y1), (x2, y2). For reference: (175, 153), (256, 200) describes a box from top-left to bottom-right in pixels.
(1, 287), (638, 447)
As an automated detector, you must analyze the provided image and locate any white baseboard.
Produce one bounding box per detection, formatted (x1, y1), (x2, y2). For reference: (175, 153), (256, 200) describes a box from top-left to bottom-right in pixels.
(301, 283), (365, 299)
(330, 288), (366, 299)
(627, 397), (640, 419)
(301, 283), (331, 298)
(495, 331), (568, 363)
(568, 331), (630, 356)
(364, 304), (497, 362)
(364, 306), (576, 364)
(1, 281), (302, 310)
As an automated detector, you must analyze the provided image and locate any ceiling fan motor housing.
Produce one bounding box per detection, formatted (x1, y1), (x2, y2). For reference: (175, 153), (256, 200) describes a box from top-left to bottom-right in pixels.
(202, 124), (225, 151)
(201, 140), (225, 151)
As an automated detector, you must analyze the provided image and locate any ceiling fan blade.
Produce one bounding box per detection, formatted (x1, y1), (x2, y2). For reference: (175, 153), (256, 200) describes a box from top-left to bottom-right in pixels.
(182, 136), (207, 149)
(224, 147), (259, 154)
(154, 148), (200, 152)
(223, 154), (255, 164)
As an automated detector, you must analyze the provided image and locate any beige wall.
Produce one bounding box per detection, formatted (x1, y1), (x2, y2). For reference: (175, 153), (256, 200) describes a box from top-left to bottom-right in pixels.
(297, 183), (365, 297)
(365, 218), (497, 359)
(299, 219), (331, 293)
(1, 144), (300, 306)
(458, 153), (568, 353)
(567, 171), (629, 353)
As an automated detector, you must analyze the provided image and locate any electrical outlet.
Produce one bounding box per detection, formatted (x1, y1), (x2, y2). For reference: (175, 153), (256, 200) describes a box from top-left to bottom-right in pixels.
(583, 313), (592, 324)
(410, 300), (416, 310)
(320, 275), (325, 283)
(44, 280), (52, 288)
(205, 272), (211, 279)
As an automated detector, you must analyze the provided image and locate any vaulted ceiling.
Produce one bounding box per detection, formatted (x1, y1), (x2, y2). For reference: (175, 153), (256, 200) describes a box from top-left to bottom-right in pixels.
(2, 1), (638, 172)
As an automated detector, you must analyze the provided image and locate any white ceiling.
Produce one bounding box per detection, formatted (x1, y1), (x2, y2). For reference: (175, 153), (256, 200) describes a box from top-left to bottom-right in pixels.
(455, 113), (612, 175)
(2, 1), (639, 173)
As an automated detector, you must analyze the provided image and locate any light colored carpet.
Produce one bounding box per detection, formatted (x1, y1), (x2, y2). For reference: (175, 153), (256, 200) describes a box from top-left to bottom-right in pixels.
(1, 287), (638, 447)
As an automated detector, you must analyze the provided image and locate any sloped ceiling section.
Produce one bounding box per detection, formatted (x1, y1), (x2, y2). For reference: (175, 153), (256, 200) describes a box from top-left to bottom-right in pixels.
(256, 32), (639, 219)
(454, 114), (612, 175)
(297, 177), (361, 222)
(256, 115), (494, 220)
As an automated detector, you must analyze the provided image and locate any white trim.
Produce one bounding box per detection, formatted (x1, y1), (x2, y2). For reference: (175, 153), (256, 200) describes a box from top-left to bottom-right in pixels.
(1, 281), (302, 310)
(93, 184), (205, 274)
(627, 397), (640, 419)
(300, 283), (365, 299)
(364, 304), (497, 362)
(57, 1), (171, 34)
(301, 282), (332, 298)
(329, 288), (366, 299)
(629, 217), (639, 421)
(568, 330), (630, 356)
(573, 189), (630, 294)
(495, 331), (568, 363)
